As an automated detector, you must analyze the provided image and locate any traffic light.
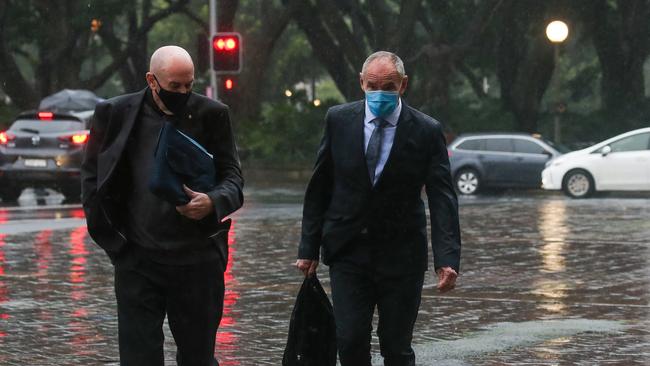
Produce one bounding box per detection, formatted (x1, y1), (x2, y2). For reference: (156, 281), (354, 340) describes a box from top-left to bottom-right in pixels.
(212, 32), (242, 74)
(220, 76), (237, 94)
(90, 19), (102, 33)
(224, 78), (234, 90)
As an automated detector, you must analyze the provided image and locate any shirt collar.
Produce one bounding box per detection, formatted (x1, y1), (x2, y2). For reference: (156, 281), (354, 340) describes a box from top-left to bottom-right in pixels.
(364, 98), (402, 126)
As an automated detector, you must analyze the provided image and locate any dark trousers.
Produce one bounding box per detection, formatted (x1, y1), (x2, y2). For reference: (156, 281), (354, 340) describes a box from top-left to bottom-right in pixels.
(114, 247), (225, 366)
(329, 246), (425, 366)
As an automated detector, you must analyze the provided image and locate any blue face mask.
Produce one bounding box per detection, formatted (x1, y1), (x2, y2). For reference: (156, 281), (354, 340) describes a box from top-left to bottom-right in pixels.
(366, 90), (399, 117)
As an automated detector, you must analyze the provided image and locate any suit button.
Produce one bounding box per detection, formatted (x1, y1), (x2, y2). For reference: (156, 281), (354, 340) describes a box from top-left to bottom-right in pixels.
(360, 228), (368, 234)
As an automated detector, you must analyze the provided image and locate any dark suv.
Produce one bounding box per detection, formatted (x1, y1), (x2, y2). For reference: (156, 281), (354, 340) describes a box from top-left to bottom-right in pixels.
(448, 133), (568, 195)
(0, 111), (91, 202)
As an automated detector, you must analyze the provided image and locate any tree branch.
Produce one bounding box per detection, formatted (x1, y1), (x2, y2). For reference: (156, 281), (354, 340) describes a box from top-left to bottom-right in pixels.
(456, 62), (487, 99)
(0, 2), (38, 109)
(180, 8), (208, 32)
(84, 0), (191, 90)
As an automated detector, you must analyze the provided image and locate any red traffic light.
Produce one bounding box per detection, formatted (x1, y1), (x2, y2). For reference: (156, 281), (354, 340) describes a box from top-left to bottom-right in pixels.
(214, 37), (237, 51)
(224, 78), (234, 90)
(212, 32), (242, 74)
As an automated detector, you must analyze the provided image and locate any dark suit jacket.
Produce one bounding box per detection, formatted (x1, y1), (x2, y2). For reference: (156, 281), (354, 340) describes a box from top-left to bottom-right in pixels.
(298, 100), (461, 274)
(81, 88), (244, 261)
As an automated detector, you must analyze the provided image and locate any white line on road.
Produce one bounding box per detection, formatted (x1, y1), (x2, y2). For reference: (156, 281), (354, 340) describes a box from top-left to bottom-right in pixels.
(0, 218), (86, 235)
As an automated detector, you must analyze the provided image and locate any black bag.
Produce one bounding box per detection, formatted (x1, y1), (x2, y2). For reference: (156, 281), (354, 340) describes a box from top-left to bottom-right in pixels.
(282, 275), (337, 366)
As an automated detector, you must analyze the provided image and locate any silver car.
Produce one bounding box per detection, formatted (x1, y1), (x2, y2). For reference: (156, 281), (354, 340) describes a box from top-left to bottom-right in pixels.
(448, 133), (568, 195)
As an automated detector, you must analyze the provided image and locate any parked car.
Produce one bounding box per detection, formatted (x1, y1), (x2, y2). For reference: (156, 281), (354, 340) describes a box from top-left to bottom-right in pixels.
(542, 127), (650, 198)
(449, 133), (567, 195)
(0, 110), (91, 202)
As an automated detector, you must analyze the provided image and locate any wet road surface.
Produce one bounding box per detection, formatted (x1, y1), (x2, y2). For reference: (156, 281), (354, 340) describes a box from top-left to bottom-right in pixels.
(0, 187), (648, 365)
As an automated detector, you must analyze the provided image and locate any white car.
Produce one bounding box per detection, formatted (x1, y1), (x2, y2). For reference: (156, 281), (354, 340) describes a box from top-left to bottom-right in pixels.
(542, 127), (650, 198)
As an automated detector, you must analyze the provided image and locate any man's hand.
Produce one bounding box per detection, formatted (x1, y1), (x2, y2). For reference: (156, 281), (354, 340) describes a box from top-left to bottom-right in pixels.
(436, 267), (457, 293)
(295, 259), (319, 277)
(176, 185), (214, 220)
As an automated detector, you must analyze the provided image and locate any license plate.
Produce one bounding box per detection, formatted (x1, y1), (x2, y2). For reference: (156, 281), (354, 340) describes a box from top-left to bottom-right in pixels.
(24, 159), (47, 168)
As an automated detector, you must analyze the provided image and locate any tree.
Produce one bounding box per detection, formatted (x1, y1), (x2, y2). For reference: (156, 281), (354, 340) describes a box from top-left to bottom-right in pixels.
(578, 0), (650, 111)
(288, 0), (503, 123)
(0, 0), (191, 110)
(495, 0), (555, 133)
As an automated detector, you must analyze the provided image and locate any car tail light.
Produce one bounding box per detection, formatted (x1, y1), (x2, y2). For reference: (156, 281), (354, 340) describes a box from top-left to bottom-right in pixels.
(0, 131), (15, 145)
(38, 111), (54, 121)
(447, 148), (452, 158)
(59, 132), (89, 145)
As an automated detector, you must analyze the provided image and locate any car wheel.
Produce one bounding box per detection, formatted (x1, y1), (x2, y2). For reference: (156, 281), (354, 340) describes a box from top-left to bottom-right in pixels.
(0, 187), (22, 203)
(455, 168), (480, 195)
(562, 169), (594, 198)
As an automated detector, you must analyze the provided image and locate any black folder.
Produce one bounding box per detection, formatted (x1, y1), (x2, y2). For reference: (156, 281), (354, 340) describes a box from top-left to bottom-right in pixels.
(148, 121), (216, 205)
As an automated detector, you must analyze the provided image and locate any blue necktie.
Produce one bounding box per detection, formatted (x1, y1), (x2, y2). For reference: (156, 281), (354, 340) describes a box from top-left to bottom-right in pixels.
(365, 118), (388, 184)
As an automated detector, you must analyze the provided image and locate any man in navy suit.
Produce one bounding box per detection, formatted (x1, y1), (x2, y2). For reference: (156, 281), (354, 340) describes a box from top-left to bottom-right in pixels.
(296, 51), (461, 366)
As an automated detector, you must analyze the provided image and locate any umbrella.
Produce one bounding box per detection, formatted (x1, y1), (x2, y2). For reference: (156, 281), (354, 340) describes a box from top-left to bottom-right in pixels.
(38, 89), (104, 112)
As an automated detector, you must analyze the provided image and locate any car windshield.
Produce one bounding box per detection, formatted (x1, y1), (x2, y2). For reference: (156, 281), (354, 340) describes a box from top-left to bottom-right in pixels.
(542, 138), (571, 153)
(9, 119), (84, 133)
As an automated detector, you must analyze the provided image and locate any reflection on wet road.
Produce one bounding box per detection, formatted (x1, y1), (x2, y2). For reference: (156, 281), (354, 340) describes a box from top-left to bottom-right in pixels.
(0, 188), (648, 365)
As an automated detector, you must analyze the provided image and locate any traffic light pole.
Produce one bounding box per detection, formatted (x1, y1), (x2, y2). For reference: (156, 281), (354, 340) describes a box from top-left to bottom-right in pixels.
(209, 0), (218, 100)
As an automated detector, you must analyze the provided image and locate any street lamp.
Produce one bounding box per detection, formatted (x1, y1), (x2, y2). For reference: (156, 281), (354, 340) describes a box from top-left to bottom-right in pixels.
(546, 20), (569, 144)
(545, 21), (568, 43)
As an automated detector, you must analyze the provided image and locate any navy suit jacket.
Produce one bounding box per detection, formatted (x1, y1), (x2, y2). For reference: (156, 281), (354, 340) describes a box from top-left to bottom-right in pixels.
(298, 100), (461, 274)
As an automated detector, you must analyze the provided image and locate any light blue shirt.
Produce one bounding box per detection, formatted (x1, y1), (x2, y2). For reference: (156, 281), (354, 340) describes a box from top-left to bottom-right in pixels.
(364, 98), (402, 184)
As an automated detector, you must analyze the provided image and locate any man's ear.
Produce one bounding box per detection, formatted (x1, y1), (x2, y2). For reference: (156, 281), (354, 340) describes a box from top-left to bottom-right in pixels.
(359, 73), (365, 93)
(399, 75), (408, 96)
(145, 72), (157, 90)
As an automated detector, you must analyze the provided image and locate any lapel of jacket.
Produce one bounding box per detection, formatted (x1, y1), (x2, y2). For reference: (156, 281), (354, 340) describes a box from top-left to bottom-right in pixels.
(373, 101), (415, 189)
(97, 88), (146, 191)
(347, 101), (373, 190)
(175, 93), (204, 143)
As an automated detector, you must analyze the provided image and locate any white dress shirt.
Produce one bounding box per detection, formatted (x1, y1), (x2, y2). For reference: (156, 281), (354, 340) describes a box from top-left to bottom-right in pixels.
(363, 98), (402, 184)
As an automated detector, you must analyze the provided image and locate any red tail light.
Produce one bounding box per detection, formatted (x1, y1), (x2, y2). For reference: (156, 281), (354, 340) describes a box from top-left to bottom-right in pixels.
(0, 131), (15, 145)
(59, 132), (89, 145)
(71, 134), (88, 144)
(38, 111), (54, 120)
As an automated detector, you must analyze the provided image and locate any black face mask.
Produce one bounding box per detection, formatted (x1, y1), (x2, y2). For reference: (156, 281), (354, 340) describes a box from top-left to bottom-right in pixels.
(152, 75), (191, 115)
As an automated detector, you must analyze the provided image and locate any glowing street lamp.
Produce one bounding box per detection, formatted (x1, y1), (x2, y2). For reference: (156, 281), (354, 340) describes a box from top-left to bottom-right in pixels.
(546, 20), (569, 144)
(545, 21), (569, 43)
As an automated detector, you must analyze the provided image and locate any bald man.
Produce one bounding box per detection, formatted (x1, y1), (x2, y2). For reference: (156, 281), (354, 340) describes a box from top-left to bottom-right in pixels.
(81, 45), (243, 366)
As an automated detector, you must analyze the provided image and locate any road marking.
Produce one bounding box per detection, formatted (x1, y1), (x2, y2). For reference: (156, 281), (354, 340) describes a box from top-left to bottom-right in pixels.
(425, 293), (650, 308)
(0, 218), (86, 235)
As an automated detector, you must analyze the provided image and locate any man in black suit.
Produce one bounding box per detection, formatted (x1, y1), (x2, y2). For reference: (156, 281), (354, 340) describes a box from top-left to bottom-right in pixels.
(81, 46), (243, 366)
(296, 51), (461, 366)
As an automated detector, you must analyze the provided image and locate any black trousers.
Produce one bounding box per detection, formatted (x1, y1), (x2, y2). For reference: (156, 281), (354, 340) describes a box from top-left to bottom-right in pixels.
(114, 246), (225, 366)
(328, 242), (425, 366)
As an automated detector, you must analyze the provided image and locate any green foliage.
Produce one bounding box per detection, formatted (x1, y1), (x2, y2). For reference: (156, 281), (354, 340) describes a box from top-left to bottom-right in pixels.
(0, 104), (19, 131)
(443, 97), (516, 135)
(537, 99), (650, 147)
(238, 92), (335, 166)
